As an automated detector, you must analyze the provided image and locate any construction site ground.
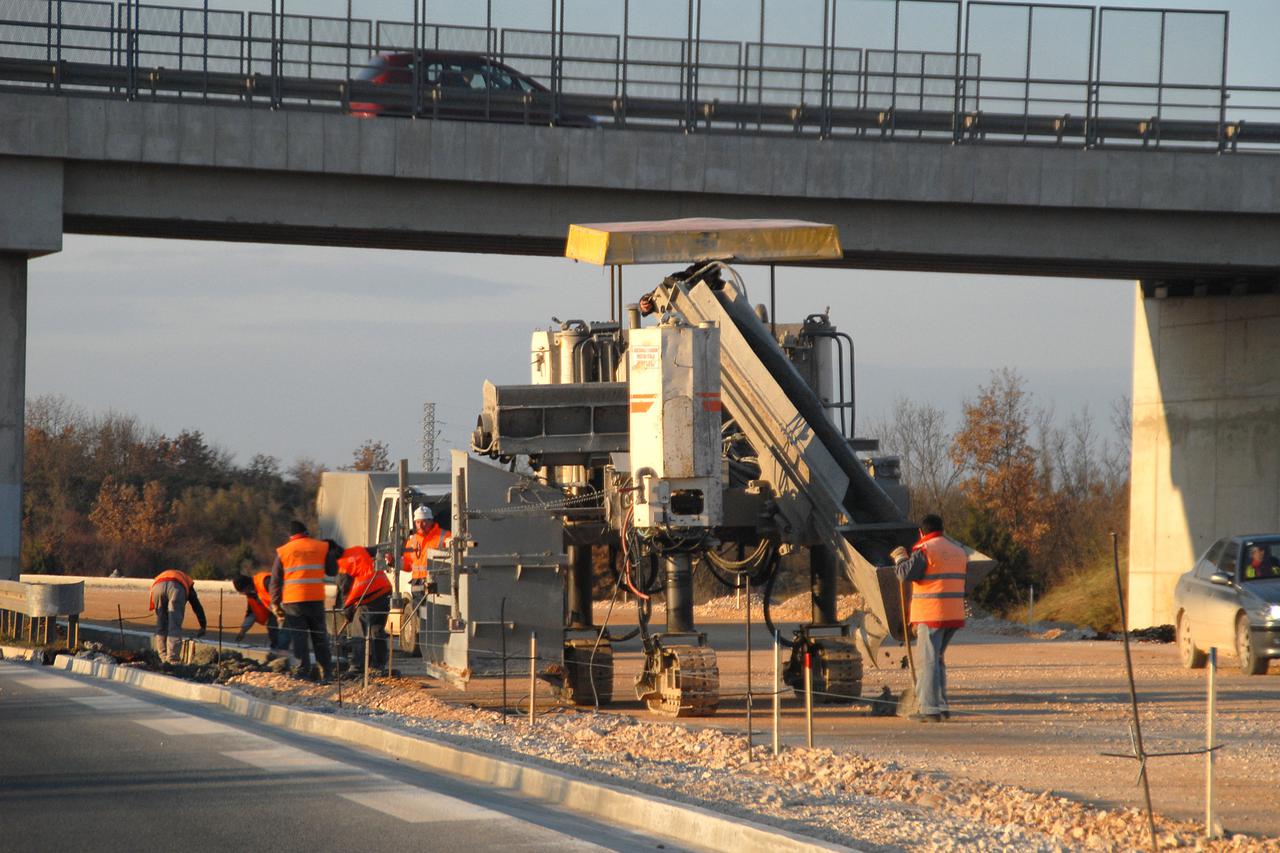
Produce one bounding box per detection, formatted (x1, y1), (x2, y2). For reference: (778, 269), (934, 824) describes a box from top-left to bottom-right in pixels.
(71, 585), (1280, 849)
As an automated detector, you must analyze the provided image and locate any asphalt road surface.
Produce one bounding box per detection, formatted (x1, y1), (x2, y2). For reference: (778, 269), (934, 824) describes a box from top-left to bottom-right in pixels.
(0, 661), (688, 853)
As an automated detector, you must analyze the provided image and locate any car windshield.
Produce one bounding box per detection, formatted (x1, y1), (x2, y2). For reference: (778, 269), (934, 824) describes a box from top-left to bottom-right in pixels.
(1241, 537), (1280, 581)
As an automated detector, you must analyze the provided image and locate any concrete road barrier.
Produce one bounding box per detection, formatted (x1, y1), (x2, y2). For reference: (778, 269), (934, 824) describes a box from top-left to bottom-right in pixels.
(51, 654), (852, 853)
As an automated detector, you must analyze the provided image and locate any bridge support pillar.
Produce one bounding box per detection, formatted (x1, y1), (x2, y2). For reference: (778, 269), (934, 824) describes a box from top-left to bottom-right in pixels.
(0, 254), (26, 581)
(1128, 283), (1280, 628)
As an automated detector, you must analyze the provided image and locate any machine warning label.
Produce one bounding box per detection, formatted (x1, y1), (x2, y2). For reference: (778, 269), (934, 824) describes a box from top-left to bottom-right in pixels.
(630, 344), (660, 372)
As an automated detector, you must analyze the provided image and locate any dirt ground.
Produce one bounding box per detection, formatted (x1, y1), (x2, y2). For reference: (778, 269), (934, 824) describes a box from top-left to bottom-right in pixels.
(72, 584), (1280, 846)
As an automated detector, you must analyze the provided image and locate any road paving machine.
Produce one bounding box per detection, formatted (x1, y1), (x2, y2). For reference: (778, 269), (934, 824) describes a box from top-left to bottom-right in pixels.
(420, 218), (990, 717)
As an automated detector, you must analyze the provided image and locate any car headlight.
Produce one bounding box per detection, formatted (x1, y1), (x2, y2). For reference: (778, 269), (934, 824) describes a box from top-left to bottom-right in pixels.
(1269, 604), (1280, 621)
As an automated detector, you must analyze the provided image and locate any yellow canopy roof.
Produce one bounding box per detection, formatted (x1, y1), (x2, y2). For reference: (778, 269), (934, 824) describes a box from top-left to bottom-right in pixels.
(565, 218), (843, 266)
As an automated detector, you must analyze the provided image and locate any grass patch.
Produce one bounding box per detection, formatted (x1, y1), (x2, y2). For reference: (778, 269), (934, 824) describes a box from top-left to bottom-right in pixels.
(1004, 560), (1124, 634)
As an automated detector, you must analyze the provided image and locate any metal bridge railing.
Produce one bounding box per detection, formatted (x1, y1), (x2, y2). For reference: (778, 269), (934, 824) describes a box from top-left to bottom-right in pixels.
(0, 0), (1275, 152)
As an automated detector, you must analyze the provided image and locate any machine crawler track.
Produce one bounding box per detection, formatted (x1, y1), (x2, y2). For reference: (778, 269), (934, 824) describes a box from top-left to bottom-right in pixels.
(636, 645), (720, 717)
(786, 636), (863, 704)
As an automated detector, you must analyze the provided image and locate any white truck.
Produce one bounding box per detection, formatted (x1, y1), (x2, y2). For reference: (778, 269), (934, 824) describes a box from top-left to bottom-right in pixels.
(315, 470), (451, 652)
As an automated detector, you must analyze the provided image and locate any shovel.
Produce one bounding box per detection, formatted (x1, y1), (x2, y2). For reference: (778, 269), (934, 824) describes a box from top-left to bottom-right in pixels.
(895, 579), (920, 718)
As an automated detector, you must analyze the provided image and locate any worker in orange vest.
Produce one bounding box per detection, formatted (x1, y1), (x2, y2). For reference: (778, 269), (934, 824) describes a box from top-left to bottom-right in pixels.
(336, 545), (392, 676)
(149, 569), (207, 663)
(892, 513), (968, 723)
(269, 520), (339, 682)
(401, 506), (449, 654)
(231, 570), (290, 655)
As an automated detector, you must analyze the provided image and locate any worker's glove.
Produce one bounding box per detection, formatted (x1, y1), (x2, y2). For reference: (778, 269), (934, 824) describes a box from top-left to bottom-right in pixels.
(890, 546), (910, 564)
(234, 630), (247, 643)
(343, 607), (356, 624)
(273, 606), (286, 621)
(195, 627), (207, 639)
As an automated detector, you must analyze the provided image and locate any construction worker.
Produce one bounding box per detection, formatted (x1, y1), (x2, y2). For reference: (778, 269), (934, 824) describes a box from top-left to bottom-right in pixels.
(892, 513), (968, 723)
(231, 571), (290, 655)
(401, 505), (449, 647)
(270, 520), (339, 682)
(403, 505), (449, 578)
(149, 569), (207, 663)
(336, 545), (392, 676)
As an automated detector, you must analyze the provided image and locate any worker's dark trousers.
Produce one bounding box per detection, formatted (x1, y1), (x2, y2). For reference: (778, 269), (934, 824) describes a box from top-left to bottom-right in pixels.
(915, 624), (959, 715)
(352, 593), (390, 671)
(264, 613), (291, 653)
(283, 601), (332, 674)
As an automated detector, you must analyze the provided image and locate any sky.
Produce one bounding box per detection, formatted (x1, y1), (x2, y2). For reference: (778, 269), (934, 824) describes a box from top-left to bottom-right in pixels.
(22, 0), (1272, 472)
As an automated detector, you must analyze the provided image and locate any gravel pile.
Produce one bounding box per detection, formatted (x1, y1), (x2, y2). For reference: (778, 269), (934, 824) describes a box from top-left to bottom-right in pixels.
(225, 671), (1278, 852)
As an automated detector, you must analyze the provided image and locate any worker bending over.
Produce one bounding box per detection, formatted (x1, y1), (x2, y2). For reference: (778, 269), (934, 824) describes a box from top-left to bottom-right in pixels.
(270, 521), (339, 682)
(892, 513), (968, 723)
(337, 545), (392, 676)
(231, 570), (290, 655)
(149, 569), (207, 663)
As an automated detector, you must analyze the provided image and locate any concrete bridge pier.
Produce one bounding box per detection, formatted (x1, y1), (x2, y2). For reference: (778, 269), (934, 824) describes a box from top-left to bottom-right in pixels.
(0, 254), (25, 581)
(0, 157), (62, 581)
(1127, 283), (1280, 628)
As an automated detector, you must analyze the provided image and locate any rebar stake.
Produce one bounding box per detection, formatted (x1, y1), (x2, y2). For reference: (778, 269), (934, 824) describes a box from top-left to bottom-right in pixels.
(1111, 531), (1158, 853)
(1205, 647), (1218, 839)
(772, 630), (781, 757)
(804, 648), (814, 749)
(529, 631), (537, 725)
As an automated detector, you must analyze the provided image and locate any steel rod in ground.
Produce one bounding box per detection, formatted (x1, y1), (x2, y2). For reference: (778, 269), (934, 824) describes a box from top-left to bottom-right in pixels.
(1206, 646), (1218, 839)
(1111, 531), (1158, 853)
(332, 609), (343, 706)
(500, 597), (508, 723)
(217, 590), (224, 678)
(772, 630), (781, 756)
(529, 631), (537, 725)
(744, 574), (752, 760)
(117, 604), (126, 650)
(363, 611), (371, 690)
(804, 647), (814, 748)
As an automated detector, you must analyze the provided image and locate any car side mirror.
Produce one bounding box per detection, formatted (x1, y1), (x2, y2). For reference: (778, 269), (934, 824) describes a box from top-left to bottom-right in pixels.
(1209, 573), (1233, 586)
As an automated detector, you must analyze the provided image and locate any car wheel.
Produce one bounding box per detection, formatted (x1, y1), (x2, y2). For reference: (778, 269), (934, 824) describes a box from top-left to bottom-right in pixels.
(1178, 612), (1207, 669)
(1235, 613), (1268, 675)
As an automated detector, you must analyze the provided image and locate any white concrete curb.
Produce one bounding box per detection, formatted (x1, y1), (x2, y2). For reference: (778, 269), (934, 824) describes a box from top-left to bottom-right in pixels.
(0, 643), (42, 661)
(50, 654), (853, 853)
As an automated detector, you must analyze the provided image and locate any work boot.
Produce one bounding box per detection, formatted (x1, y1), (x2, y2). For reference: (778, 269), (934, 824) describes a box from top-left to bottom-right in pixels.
(909, 712), (942, 723)
(166, 636), (183, 664)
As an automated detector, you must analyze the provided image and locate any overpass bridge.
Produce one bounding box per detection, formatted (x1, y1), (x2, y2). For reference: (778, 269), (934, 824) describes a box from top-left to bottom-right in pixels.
(1, 0), (1278, 628)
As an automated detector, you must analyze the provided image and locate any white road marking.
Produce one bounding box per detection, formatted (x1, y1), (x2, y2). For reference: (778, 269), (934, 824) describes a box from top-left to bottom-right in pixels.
(71, 695), (155, 711)
(12, 675), (101, 691)
(340, 788), (511, 824)
(223, 745), (356, 774)
(136, 716), (269, 738)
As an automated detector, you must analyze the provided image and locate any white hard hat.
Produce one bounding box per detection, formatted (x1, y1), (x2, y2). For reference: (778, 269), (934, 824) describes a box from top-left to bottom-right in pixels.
(413, 506), (433, 522)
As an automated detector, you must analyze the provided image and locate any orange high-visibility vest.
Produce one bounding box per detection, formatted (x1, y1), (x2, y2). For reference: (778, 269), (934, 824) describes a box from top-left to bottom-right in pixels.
(339, 546), (392, 608)
(276, 535), (329, 604)
(908, 533), (968, 624)
(243, 571), (272, 624)
(403, 524), (449, 581)
(149, 569), (194, 610)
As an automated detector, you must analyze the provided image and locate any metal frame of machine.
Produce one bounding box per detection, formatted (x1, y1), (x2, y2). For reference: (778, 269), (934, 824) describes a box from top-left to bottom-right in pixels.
(425, 218), (988, 717)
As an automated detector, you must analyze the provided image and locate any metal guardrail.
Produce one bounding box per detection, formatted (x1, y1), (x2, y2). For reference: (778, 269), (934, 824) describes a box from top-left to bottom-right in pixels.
(0, 0), (1276, 151)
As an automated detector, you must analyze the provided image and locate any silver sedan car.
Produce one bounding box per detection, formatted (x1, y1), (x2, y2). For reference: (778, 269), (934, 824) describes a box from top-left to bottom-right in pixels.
(1174, 534), (1280, 675)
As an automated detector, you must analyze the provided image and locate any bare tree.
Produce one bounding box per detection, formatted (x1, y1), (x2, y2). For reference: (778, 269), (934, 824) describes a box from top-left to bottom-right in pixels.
(345, 439), (392, 472)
